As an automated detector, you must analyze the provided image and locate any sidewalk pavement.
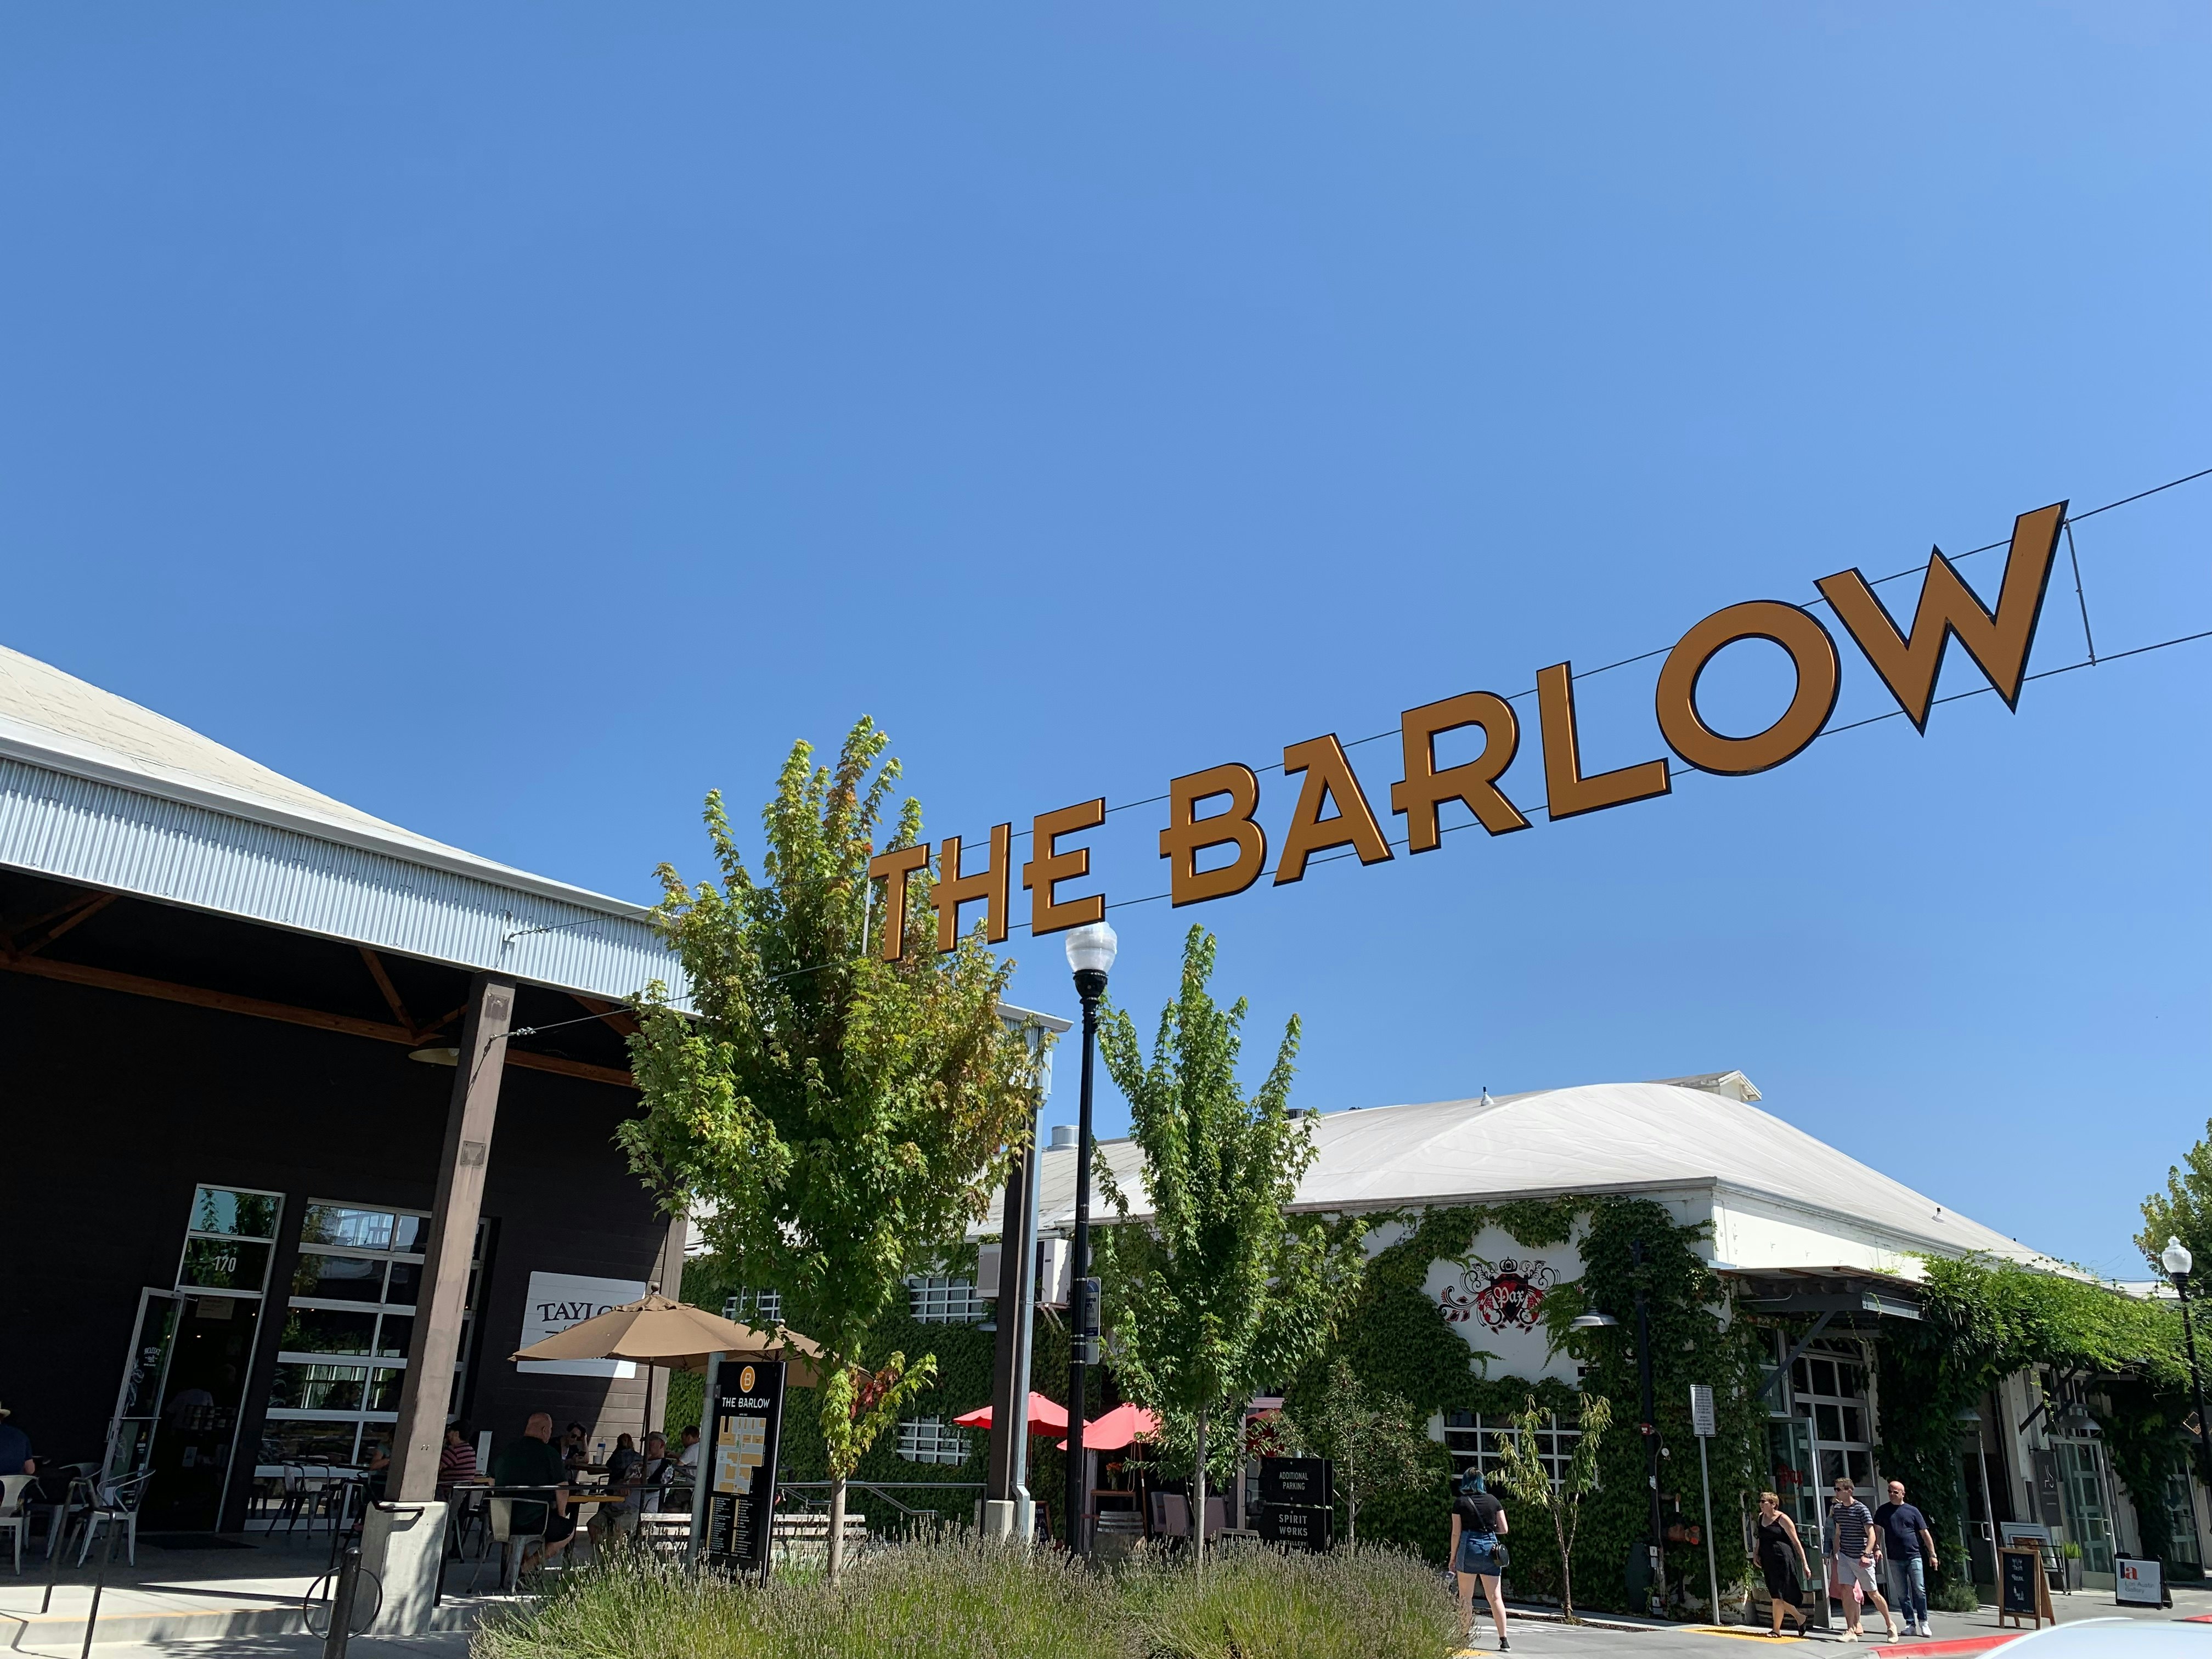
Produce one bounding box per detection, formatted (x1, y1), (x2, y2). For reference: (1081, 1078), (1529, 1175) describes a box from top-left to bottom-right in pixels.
(1446, 1578), (2212, 1657)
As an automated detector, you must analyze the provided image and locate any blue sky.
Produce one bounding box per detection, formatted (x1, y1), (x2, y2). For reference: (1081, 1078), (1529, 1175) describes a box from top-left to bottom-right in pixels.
(3, 4), (2205, 1274)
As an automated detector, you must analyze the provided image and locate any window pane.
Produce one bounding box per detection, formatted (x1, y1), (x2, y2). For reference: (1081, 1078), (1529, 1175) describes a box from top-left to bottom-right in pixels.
(301, 1206), (398, 1251)
(292, 1254), (387, 1302)
(376, 1314), (415, 1358)
(181, 1238), (271, 1291)
(193, 1187), (281, 1240)
(261, 1422), (360, 1465)
(1792, 1358), (1809, 1393)
(1809, 1360), (1838, 1397)
(1840, 1406), (1865, 1443)
(280, 1308), (377, 1355)
(365, 1369), (404, 1411)
(1816, 1404), (1843, 1443)
(391, 1215), (425, 1254)
(1839, 1365), (1864, 1398)
(1847, 1451), (1871, 1486)
(387, 1261), (422, 1307)
(269, 1362), (369, 1411)
(1819, 1448), (1847, 1485)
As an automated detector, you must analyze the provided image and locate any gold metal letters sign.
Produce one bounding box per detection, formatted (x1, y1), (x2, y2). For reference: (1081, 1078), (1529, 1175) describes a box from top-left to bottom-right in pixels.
(871, 502), (2066, 951)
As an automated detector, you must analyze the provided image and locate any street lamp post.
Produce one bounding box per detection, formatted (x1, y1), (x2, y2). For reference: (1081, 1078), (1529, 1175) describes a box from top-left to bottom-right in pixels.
(2160, 1237), (2212, 1553)
(1063, 921), (1116, 1558)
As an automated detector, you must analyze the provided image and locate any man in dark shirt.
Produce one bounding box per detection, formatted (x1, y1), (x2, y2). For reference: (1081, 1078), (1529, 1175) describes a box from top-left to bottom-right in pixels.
(0, 1405), (33, 1476)
(489, 1412), (574, 1564)
(1874, 1479), (1938, 1637)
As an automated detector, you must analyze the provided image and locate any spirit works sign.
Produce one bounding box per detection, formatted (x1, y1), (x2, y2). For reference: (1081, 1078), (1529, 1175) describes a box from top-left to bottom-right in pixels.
(868, 501), (2066, 947)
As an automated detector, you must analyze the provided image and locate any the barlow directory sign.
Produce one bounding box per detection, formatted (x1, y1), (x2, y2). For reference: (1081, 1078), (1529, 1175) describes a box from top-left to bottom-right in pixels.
(704, 1359), (786, 1577)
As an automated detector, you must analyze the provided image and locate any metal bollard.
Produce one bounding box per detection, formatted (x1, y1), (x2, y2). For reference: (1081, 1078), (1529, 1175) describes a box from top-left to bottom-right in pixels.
(325, 1545), (364, 1659)
(78, 1515), (119, 1659)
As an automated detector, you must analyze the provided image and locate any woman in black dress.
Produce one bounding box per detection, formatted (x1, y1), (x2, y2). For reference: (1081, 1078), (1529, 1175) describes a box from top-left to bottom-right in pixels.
(1756, 1491), (1812, 1637)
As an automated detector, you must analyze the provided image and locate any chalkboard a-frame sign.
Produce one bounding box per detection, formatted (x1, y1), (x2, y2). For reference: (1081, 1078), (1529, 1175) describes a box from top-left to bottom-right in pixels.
(1998, 1545), (2052, 1629)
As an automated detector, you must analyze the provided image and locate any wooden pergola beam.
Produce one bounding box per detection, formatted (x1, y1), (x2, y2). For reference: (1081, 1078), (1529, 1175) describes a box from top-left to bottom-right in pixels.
(0, 949), (635, 1090)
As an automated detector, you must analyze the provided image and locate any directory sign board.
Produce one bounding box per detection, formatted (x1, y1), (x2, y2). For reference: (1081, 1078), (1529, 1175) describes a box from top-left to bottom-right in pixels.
(703, 1359), (786, 1578)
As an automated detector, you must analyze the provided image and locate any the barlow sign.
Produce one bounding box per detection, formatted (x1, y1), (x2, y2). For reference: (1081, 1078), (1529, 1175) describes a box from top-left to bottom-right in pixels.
(869, 502), (2069, 942)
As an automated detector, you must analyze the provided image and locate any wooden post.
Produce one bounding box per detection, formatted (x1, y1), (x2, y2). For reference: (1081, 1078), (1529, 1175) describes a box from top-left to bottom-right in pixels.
(644, 1213), (688, 1442)
(390, 973), (515, 1500)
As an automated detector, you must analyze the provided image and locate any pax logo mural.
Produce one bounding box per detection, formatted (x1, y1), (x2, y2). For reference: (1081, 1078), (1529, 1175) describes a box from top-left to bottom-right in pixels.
(1442, 1257), (1558, 1331)
(1424, 1227), (1584, 1385)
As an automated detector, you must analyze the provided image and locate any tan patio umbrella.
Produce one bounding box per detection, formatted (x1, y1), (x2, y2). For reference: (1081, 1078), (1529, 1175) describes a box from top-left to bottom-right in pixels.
(510, 1287), (826, 1385)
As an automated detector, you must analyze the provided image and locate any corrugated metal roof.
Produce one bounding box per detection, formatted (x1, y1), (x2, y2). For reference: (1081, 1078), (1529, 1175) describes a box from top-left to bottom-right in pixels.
(0, 644), (680, 1002)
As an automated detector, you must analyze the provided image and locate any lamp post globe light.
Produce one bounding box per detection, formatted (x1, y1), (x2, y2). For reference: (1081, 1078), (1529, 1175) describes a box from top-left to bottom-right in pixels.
(1062, 920), (1115, 1558)
(2162, 1238), (2212, 1525)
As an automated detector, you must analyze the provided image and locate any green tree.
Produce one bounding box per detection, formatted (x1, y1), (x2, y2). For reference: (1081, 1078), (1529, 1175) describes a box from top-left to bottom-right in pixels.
(1093, 924), (1366, 1568)
(2139, 1118), (2212, 1278)
(1285, 1357), (1430, 1544)
(1491, 1392), (1612, 1622)
(620, 718), (1038, 1577)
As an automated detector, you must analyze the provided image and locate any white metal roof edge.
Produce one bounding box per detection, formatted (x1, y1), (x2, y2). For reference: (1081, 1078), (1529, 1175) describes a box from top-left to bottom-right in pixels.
(0, 752), (687, 1005)
(0, 724), (653, 919)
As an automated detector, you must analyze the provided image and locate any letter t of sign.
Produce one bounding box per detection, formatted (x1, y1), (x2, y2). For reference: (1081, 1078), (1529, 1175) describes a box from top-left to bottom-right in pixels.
(866, 843), (931, 961)
(935, 824), (1013, 950)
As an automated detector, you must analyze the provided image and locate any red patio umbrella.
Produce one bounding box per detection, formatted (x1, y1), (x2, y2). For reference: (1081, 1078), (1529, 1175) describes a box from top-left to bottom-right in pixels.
(952, 1391), (1070, 1433)
(1055, 1401), (1160, 1452)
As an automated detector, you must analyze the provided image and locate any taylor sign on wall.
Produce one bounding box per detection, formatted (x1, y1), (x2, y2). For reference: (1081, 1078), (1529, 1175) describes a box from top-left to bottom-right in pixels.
(869, 503), (2068, 946)
(517, 1271), (646, 1377)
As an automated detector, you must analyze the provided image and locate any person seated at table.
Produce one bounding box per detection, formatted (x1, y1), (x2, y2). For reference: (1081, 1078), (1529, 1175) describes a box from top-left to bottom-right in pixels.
(633, 1433), (676, 1512)
(491, 1412), (575, 1566)
(677, 1425), (700, 1474)
(605, 1432), (640, 1485)
(439, 1424), (479, 1482)
(0, 1402), (35, 1476)
(362, 1435), (392, 1502)
(559, 1422), (591, 1472)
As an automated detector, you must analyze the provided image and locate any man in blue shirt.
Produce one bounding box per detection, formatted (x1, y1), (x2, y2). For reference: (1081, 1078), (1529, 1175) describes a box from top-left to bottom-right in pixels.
(1873, 1479), (1938, 1637)
(0, 1404), (33, 1476)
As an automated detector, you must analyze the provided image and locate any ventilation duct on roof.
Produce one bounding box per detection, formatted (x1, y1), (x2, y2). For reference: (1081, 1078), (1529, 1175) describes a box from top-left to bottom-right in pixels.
(1649, 1070), (1761, 1103)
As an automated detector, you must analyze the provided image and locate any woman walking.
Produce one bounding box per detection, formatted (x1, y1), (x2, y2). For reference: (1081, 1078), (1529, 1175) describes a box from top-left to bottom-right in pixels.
(1756, 1492), (1812, 1637)
(1447, 1471), (1511, 1651)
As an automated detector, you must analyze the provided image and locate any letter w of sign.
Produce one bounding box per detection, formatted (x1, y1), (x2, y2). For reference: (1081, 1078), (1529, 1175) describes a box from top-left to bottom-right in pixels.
(1815, 502), (2066, 732)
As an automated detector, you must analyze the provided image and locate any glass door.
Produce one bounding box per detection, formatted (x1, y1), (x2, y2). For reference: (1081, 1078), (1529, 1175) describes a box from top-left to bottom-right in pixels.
(142, 1186), (283, 1530)
(2055, 1439), (2115, 1578)
(104, 1289), (181, 1482)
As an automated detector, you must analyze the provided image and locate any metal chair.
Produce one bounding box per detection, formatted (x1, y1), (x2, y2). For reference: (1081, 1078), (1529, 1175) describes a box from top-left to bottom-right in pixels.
(72, 1471), (153, 1566)
(471, 1491), (552, 1593)
(37, 1464), (100, 1560)
(0, 1473), (34, 1572)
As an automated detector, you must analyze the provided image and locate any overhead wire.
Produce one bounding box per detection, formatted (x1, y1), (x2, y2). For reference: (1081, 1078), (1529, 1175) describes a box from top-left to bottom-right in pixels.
(939, 464), (2209, 852)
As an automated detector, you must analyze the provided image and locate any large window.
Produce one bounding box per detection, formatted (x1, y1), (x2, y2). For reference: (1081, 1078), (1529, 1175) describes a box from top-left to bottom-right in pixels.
(1440, 1410), (1584, 1487)
(906, 1276), (986, 1325)
(260, 1201), (482, 1468)
(1791, 1340), (1874, 1489)
(2164, 1457), (2202, 1568)
(896, 1415), (970, 1465)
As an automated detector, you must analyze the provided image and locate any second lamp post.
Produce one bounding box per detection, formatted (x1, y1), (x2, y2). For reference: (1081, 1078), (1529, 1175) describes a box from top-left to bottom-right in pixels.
(1062, 919), (1116, 1558)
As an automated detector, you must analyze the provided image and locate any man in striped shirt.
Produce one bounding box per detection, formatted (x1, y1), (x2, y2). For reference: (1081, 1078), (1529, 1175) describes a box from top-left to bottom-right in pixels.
(1825, 1478), (1900, 1642)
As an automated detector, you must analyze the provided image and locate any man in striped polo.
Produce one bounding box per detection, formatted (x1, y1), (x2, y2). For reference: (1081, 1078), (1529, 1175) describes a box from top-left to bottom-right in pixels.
(1824, 1477), (1900, 1643)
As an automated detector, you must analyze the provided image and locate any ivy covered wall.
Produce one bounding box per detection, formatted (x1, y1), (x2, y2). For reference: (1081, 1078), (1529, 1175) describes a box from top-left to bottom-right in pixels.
(1288, 1195), (1765, 1616)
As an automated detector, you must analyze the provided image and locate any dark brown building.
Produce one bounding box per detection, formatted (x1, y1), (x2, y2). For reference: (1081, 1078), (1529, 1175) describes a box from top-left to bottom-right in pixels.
(0, 644), (684, 1533)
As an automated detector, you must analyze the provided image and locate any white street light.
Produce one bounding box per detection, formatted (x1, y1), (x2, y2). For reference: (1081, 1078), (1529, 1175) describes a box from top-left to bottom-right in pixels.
(2163, 1237), (2193, 1279)
(1570, 1312), (1620, 1330)
(1064, 921), (1119, 978)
